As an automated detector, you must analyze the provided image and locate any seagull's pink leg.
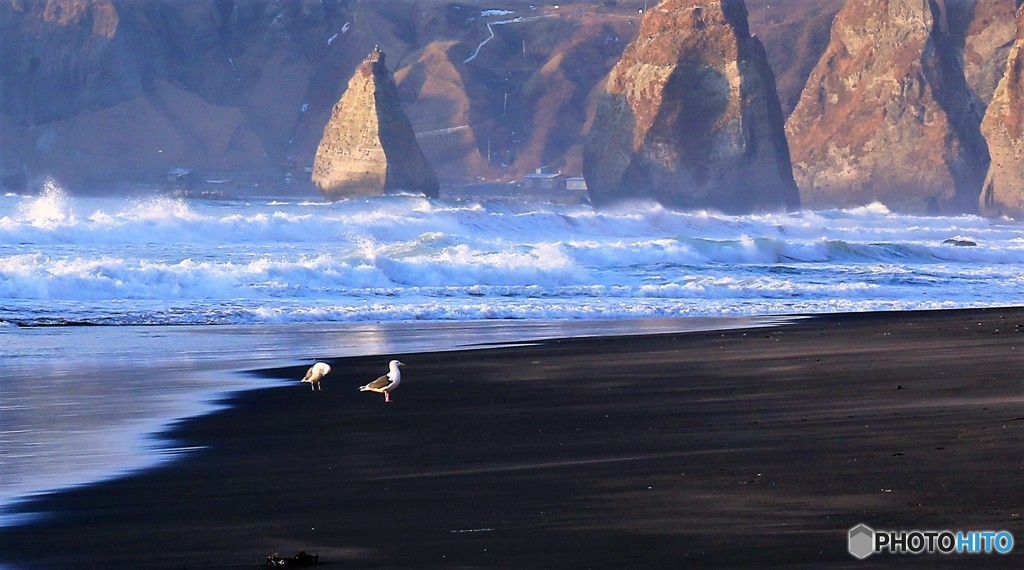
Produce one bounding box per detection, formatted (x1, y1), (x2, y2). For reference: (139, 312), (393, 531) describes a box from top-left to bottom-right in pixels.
(385, 392), (391, 403)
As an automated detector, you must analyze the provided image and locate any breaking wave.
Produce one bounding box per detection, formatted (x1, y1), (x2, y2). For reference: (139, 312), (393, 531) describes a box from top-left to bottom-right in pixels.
(1, 186), (1022, 325)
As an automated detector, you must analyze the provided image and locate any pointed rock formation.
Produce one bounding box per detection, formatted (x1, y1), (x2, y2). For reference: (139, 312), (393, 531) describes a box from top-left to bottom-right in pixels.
(785, 0), (990, 213)
(313, 48), (439, 200)
(980, 5), (1024, 218)
(583, 0), (799, 213)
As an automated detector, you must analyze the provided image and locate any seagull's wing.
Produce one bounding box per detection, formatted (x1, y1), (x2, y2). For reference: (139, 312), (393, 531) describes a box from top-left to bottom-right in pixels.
(301, 366), (315, 381)
(363, 374), (392, 390)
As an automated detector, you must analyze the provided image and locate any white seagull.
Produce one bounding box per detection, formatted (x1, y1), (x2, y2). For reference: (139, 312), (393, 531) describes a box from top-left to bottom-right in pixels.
(301, 362), (331, 391)
(359, 360), (404, 402)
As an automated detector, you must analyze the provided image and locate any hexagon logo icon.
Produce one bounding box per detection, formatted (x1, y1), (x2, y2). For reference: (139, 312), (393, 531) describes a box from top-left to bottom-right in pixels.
(848, 524), (875, 559)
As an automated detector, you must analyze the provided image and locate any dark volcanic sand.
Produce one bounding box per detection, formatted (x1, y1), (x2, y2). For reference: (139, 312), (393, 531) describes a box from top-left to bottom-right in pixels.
(2, 309), (1023, 568)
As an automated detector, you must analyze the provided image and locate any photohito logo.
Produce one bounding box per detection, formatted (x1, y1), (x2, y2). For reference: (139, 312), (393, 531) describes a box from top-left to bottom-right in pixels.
(848, 524), (1015, 559)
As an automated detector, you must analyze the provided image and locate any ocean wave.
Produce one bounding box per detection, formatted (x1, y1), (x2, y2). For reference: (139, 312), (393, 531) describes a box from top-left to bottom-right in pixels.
(2, 188), (1022, 325)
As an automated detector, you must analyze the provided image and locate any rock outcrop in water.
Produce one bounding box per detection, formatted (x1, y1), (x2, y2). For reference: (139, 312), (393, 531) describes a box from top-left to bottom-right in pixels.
(312, 48), (439, 200)
(785, 0), (991, 213)
(979, 5), (1024, 217)
(582, 0), (799, 213)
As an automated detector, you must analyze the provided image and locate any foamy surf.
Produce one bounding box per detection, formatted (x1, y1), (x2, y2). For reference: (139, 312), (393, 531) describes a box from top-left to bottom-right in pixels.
(1, 184), (1022, 326)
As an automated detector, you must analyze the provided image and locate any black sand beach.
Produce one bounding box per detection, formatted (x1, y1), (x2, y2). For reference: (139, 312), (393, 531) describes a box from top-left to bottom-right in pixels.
(1, 308), (1023, 568)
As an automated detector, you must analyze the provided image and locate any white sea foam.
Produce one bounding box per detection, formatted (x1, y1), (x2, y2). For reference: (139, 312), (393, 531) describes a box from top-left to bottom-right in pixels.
(1, 189), (1022, 325)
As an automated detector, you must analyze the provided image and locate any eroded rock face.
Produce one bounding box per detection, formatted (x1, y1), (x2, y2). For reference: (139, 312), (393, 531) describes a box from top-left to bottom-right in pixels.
(312, 48), (439, 199)
(785, 0), (990, 213)
(980, 5), (1024, 217)
(747, 0), (845, 117)
(0, 0), (151, 126)
(583, 0), (799, 213)
(393, 41), (488, 181)
(1, 1), (638, 192)
(0, 0), (266, 188)
(964, 0), (1018, 108)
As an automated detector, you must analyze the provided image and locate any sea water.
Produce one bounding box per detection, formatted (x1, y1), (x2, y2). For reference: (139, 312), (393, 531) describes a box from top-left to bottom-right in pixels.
(3, 183), (1021, 325)
(1, 182), (1022, 525)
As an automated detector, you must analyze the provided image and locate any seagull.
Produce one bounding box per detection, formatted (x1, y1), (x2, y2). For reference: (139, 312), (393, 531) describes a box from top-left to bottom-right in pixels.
(301, 362), (331, 391)
(359, 360), (403, 402)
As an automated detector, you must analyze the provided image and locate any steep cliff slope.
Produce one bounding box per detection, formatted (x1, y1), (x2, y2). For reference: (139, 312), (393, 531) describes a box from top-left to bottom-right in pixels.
(0, 0), (644, 193)
(583, 0), (799, 212)
(785, 0), (991, 213)
(746, 0), (844, 116)
(963, 0), (1018, 106)
(4, 0), (1019, 213)
(395, 4), (638, 180)
(393, 40), (488, 180)
(1, 0), (376, 190)
(979, 4), (1024, 217)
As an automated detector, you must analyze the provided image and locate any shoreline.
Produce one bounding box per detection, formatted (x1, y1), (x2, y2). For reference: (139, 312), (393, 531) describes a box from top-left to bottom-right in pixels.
(2, 307), (1023, 567)
(0, 315), (791, 526)
(0, 315), (791, 528)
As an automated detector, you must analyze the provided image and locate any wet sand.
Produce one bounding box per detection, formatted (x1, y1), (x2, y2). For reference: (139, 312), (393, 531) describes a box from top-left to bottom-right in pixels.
(1, 308), (1023, 568)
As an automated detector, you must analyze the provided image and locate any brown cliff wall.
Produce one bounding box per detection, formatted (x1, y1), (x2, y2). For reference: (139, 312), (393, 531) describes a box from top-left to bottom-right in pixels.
(785, 0), (991, 213)
(3, 0), (1018, 210)
(746, 0), (844, 117)
(0, 0), (642, 194)
(0, 0), (153, 125)
(963, 0), (1018, 107)
(979, 5), (1024, 217)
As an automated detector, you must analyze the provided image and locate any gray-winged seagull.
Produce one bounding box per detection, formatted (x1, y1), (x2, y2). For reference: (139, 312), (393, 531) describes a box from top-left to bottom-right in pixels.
(301, 362), (331, 390)
(359, 359), (403, 402)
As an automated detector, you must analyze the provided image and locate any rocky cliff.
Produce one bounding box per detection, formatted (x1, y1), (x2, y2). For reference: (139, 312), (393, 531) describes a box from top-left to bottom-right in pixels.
(785, 0), (992, 213)
(963, 0), (1019, 107)
(0, 0), (362, 191)
(745, 0), (844, 116)
(5, 0), (1024, 216)
(312, 48), (439, 199)
(979, 4), (1024, 217)
(0, 0), (643, 194)
(583, 0), (799, 213)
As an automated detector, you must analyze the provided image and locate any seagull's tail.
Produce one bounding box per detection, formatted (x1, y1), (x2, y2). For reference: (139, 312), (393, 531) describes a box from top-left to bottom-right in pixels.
(358, 384), (371, 391)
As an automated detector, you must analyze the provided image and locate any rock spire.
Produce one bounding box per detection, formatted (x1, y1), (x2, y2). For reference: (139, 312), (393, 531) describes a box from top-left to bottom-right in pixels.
(313, 48), (439, 200)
